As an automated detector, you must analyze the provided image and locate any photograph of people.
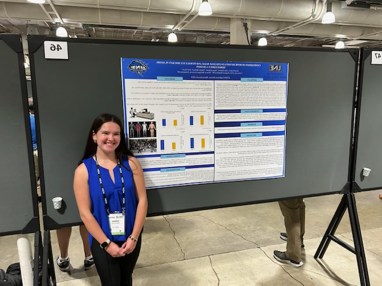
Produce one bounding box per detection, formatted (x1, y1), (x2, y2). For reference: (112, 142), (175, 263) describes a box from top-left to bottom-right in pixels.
(135, 122), (141, 137)
(129, 122), (135, 138)
(129, 139), (157, 154)
(149, 121), (156, 137)
(142, 122), (148, 137)
(73, 113), (147, 286)
(129, 107), (135, 118)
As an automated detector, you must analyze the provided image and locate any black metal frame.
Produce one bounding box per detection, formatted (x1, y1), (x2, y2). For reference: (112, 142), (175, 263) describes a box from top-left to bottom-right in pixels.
(315, 192), (370, 286)
(41, 231), (56, 286)
(34, 231), (43, 286)
(315, 48), (370, 286)
(147, 190), (342, 217)
(28, 34), (360, 53)
(28, 35), (61, 231)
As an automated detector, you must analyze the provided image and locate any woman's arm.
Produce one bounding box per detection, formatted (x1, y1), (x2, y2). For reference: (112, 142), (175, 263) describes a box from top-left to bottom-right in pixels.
(73, 163), (124, 257)
(130, 156), (148, 238)
(121, 157), (148, 254)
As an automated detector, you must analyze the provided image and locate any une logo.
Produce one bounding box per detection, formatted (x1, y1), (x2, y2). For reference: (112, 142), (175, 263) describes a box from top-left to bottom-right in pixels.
(128, 60), (148, 76)
(269, 65), (282, 72)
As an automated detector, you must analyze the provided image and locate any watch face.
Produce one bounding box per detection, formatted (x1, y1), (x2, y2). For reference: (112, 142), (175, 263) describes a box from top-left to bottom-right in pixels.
(101, 240), (110, 249)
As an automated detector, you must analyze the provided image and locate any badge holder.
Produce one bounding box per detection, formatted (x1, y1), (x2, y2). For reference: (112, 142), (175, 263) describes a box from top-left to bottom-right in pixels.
(108, 212), (125, 236)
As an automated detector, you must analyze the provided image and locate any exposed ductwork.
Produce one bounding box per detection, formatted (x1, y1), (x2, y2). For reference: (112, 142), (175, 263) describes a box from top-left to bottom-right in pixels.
(1, 0), (382, 40)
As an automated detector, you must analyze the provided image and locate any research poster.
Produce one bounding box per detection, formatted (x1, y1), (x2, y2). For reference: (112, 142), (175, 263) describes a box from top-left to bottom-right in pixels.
(121, 58), (288, 188)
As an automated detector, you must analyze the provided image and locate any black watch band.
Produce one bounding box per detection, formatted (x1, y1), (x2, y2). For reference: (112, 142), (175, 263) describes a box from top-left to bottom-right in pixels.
(100, 239), (111, 249)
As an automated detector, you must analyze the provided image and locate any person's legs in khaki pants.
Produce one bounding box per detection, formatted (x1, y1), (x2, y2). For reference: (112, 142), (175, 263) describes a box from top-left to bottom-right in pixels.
(299, 200), (305, 241)
(33, 150), (39, 182)
(278, 199), (305, 262)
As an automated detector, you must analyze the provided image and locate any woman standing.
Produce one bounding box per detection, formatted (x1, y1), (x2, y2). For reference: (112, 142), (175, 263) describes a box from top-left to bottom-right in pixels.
(74, 113), (147, 286)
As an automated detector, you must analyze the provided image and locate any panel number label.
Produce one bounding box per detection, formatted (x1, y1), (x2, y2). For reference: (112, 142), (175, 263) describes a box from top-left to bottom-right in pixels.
(371, 51), (382, 65)
(44, 41), (68, 59)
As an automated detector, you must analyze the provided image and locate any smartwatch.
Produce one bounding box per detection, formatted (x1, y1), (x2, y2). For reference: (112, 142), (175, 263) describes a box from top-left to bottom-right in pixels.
(100, 239), (111, 249)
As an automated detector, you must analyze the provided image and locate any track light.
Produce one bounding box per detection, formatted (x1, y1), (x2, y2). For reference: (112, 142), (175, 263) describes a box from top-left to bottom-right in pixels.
(322, 2), (335, 24)
(258, 37), (267, 46)
(168, 32), (178, 43)
(335, 41), (345, 49)
(56, 27), (68, 37)
(199, 0), (213, 16)
(27, 0), (46, 3)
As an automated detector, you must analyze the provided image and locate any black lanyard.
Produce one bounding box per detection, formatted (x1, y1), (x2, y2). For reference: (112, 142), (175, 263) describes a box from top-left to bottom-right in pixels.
(94, 156), (126, 215)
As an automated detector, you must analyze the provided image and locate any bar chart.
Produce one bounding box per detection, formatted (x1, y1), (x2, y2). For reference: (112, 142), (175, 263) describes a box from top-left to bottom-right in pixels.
(161, 116), (183, 127)
(188, 135), (211, 151)
(188, 114), (209, 127)
(160, 137), (181, 152)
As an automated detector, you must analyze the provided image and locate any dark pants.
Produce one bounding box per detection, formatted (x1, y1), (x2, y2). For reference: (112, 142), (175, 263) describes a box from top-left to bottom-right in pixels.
(91, 237), (142, 286)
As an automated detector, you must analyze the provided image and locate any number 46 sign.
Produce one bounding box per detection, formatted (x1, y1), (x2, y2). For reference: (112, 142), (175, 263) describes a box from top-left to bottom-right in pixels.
(44, 41), (68, 60)
(371, 51), (382, 65)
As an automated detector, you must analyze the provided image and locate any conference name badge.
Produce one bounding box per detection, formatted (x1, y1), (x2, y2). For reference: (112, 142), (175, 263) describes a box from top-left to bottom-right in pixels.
(108, 213), (125, 235)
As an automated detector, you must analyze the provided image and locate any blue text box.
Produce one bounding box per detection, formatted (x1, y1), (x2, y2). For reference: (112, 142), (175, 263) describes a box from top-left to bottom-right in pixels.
(240, 133), (263, 138)
(160, 168), (186, 172)
(241, 123), (263, 127)
(161, 154), (186, 159)
(157, 77), (183, 81)
(241, 109), (263, 113)
(241, 78), (263, 82)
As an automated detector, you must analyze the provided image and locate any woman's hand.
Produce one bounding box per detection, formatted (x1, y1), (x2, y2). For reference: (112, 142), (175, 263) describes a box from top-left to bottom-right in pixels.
(121, 239), (136, 255)
(106, 242), (125, 258)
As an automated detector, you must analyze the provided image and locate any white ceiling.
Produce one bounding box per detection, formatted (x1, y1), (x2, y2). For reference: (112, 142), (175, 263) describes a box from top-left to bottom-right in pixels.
(1, 0), (382, 48)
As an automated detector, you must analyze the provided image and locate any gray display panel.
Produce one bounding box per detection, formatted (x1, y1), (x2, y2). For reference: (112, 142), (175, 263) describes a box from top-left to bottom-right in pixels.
(0, 37), (37, 234)
(355, 50), (382, 190)
(29, 37), (356, 227)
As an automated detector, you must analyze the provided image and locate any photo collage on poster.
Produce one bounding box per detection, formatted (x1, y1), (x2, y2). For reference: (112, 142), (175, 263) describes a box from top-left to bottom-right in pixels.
(127, 106), (157, 154)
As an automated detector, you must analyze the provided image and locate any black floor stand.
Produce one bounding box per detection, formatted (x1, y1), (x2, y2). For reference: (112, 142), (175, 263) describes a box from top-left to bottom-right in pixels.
(42, 231), (56, 286)
(314, 192), (370, 286)
(33, 231), (43, 286)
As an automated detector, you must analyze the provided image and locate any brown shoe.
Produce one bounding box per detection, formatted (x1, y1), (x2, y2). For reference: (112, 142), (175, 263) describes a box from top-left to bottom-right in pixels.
(379, 195), (382, 199)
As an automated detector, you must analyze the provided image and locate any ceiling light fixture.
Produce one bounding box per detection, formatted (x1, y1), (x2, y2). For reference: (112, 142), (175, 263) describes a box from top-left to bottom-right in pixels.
(199, 0), (213, 16)
(322, 2), (335, 24)
(56, 26), (68, 37)
(335, 41), (345, 49)
(27, 0), (46, 3)
(168, 32), (178, 43)
(258, 37), (267, 46)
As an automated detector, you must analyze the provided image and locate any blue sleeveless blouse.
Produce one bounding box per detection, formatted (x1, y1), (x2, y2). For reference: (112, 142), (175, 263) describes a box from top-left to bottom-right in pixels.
(83, 157), (137, 246)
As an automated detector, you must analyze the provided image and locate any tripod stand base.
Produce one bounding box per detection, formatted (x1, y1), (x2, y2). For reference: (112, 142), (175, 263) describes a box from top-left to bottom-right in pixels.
(315, 193), (369, 286)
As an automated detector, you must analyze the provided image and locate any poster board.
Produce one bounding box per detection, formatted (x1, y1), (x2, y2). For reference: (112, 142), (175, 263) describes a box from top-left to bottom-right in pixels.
(0, 35), (39, 235)
(28, 35), (356, 226)
(354, 49), (382, 191)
